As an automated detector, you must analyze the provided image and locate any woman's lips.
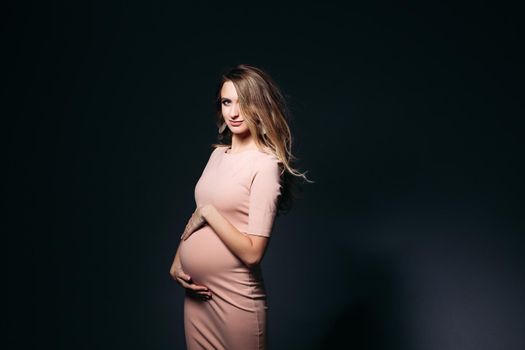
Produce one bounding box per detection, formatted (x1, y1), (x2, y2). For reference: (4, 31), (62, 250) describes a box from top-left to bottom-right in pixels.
(230, 120), (243, 126)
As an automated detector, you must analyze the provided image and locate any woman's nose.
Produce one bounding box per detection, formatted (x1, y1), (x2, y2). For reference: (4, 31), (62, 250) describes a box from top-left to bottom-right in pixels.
(229, 103), (239, 118)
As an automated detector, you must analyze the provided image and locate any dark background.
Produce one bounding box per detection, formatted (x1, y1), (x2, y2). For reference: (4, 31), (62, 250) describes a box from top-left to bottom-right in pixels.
(5, 1), (524, 349)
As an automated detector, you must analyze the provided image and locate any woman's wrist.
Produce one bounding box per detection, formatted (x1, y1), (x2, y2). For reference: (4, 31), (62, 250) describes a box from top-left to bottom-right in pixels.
(200, 204), (214, 222)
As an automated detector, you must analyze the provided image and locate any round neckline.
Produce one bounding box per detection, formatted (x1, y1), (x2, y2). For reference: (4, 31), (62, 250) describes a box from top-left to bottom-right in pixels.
(222, 145), (262, 156)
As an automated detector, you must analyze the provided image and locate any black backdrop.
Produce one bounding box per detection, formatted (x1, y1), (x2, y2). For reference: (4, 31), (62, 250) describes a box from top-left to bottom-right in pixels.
(6, 2), (524, 349)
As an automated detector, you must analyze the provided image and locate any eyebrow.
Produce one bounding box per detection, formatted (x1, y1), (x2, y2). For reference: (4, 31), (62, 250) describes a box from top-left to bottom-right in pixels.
(221, 97), (237, 101)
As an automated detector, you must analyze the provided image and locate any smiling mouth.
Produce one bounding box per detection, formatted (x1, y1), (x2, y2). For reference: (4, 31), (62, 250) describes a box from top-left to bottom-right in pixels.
(230, 120), (244, 124)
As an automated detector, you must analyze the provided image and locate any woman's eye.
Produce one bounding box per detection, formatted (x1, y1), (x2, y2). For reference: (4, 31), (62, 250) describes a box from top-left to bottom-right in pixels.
(222, 100), (230, 106)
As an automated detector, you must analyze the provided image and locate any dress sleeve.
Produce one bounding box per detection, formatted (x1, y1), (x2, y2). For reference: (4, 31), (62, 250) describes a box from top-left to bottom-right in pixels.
(246, 158), (282, 237)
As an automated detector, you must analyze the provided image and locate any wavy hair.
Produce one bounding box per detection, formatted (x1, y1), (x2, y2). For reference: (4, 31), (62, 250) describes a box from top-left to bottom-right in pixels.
(211, 64), (314, 215)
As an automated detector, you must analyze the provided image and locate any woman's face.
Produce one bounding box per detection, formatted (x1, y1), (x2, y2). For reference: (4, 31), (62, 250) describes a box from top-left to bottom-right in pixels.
(220, 81), (250, 135)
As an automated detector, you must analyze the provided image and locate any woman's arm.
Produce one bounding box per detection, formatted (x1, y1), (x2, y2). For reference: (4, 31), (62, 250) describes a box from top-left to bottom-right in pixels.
(181, 157), (280, 268)
(200, 204), (269, 268)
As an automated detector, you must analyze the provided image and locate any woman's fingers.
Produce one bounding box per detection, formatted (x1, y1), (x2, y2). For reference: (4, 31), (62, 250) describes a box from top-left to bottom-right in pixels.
(177, 270), (191, 282)
(175, 270), (190, 285)
(185, 289), (211, 300)
(183, 284), (212, 299)
(178, 279), (189, 288)
(180, 212), (202, 241)
(182, 231), (193, 241)
(187, 287), (212, 299)
(181, 227), (192, 241)
(188, 289), (212, 298)
(176, 277), (193, 290)
(176, 278), (212, 298)
(187, 283), (210, 293)
(175, 275), (211, 294)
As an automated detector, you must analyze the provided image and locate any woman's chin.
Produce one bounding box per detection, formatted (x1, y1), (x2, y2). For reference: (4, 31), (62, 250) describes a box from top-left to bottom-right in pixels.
(230, 128), (250, 135)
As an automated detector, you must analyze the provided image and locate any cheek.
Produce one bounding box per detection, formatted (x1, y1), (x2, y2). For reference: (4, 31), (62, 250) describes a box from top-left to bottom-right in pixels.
(239, 123), (250, 133)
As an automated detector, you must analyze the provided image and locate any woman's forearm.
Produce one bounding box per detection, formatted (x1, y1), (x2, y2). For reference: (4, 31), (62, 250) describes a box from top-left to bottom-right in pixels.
(200, 204), (260, 267)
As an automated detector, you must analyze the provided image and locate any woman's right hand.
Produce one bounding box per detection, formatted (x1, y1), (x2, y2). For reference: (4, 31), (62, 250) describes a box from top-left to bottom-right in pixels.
(170, 263), (212, 300)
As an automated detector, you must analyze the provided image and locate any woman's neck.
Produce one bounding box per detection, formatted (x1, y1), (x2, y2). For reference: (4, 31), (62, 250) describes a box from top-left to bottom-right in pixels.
(230, 134), (258, 153)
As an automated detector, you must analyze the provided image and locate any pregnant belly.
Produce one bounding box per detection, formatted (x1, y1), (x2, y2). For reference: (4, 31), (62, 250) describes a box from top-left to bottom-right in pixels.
(179, 225), (242, 285)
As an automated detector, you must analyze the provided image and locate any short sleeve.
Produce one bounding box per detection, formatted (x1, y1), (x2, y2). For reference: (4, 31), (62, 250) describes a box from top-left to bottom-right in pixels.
(245, 158), (282, 237)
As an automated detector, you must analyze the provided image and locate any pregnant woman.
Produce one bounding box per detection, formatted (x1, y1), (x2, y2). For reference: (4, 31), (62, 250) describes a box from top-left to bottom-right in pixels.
(170, 64), (311, 349)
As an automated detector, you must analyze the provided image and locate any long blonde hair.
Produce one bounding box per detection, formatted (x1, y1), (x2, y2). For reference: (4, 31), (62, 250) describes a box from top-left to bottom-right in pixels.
(211, 64), (313, 214)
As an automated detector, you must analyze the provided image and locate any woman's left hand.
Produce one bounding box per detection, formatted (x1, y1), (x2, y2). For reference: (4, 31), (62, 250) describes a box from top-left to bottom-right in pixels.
(180, 206), (208, 241)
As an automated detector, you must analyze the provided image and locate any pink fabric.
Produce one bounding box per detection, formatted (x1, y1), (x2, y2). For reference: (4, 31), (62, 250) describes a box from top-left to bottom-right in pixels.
(179, 145), (282, 349)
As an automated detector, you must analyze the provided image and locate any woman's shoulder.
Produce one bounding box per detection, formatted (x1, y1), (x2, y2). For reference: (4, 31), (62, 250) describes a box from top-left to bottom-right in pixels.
(210, 144), (228, 156)
(258, 147), (280, 163)
(252, 149), (282, 176)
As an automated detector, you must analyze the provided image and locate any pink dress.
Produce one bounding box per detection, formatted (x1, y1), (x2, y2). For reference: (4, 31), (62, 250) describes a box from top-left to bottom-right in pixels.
(179, 145), (282, 350)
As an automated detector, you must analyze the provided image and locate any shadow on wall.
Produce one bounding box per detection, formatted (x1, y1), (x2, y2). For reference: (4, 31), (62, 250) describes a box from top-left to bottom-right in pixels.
(313, 254), (412, 350)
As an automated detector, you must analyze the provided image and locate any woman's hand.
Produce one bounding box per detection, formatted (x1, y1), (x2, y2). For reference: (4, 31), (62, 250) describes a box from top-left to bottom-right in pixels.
(170, 262), (212, 300)
(180, 206), (208, 241)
